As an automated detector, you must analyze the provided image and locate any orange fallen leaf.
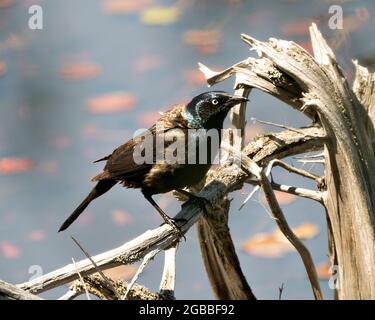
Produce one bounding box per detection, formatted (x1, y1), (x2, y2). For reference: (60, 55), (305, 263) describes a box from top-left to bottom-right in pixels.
(0, 60), (6, 77)
(242, 222), (319, 258)
(281, 19), (316, 36)
(27, 230), (46, 242)
(87, 92), (136, 114)
(111, 209), (133, 226)
(138, 111), (161, 126)
(0, 157), (34, 174)
(76, 211), (92, 226)
(5, 33), (26, 51)
(183, 28), (222, 55)
(299, 40), (313, 53)
(59, 61), (101, 80)
(140, 6), (179, 26)
(248, 11), (273, 25)
(316, 260), (331, 280)
(83, 123), (98, 139)
(103, 0), (152, 14)
(0, 241), (21, 259)
(104, 265), (137, 280)
(133, 54), (162, 73)
(244, 125), (264, 143)
(355, 7), (370, 22)
(40, 161), (58, 174)
(261, 191), (296, 206)
(0, 0), (15, 9)
(184, 69), (207, 86)
(49, 136), (70, 149)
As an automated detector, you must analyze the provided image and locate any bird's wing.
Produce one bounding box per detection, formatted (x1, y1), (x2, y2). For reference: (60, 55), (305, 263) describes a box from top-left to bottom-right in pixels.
(92, 128), (154, 181)
(92, 104), (188, 182)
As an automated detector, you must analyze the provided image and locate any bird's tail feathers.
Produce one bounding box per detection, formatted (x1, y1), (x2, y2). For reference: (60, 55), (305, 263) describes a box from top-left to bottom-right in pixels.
(58, 180), (116, 232)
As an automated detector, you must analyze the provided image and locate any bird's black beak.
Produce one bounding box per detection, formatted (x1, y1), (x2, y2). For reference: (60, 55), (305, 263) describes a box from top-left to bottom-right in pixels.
(225, 95), (249, 107)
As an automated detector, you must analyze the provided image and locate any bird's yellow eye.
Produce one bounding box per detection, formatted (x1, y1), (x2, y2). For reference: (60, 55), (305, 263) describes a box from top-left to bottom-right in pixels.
(212, 99), (218, 105)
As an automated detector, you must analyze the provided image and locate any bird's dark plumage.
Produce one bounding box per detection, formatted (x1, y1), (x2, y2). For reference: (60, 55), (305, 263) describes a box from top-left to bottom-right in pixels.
(59, 91), (248, 232)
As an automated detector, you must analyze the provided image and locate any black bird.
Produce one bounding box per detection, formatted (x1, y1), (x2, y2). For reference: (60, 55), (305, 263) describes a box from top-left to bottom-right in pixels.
(58, 91), (248, 235)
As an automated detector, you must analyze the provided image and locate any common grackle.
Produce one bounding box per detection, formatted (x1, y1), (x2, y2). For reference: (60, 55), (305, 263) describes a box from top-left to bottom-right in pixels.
(58, 91), (248, 236)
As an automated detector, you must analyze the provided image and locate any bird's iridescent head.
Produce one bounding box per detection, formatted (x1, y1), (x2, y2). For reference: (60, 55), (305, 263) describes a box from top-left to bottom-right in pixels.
(184, 91), (248, 129)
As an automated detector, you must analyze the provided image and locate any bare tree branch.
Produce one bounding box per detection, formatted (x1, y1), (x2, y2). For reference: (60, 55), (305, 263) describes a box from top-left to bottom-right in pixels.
(18, 126), (324, 295)
(0, 280), (43, 300)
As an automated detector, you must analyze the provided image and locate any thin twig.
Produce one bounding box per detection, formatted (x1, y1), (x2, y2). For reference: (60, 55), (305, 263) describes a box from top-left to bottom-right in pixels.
(267, 159), (320, 181)
(17, 127), (324, 295)
(225, 143), (323, 300)
(294, 152), (325, 159)
(123, 249), (160, 300)
(72, 257), (90, 300)
(71, 236), (121, 300)
(239, 185), (260, 210)
(251, 117), (310, 135)
(296, 159), (325, 164)
(246, 180), (324, 203)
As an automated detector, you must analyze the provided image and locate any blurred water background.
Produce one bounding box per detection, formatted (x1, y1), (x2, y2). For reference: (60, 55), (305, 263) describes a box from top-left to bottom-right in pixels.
(0, 0), (374, 299)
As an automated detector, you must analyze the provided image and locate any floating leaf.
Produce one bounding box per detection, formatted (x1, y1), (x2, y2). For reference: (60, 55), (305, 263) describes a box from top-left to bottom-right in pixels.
(244, 125), (264, 144)
(133, 54), (162, 73)
(355, 7), (370, 22)
(104, 265), (137, 280)
(242, 222), (319, 258)
(261, 191), (296, 206)
(49, 136), (70, 149)
(0, 241), (21, 259)
(0, 157), (34, 174)
(281, 19), (315, 36)
(27, 230), (46, 242)
(59, 61), (101, 80)
(0, 60), (6, 77)
(184, 69), (207, 86)
(5, 33), (26, 51)
(138, 111), (160, 126)
(140, 6), (179, 26)
(299, 40), (313, 53)
(316, 260), (331, 280)
(103, 0), (152, 14)
(87, 92), (136, 114)
(0, 0), (15, 8)
(183, 28), (222, 54)
(111, 209), (133, 226)
(40, 161), (58, 174)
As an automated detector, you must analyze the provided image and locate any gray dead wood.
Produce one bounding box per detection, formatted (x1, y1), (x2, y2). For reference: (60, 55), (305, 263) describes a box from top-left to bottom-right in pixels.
(0, 280), (43, 300)
(18, 126), (324, 295)
(200, 23), (375, 299)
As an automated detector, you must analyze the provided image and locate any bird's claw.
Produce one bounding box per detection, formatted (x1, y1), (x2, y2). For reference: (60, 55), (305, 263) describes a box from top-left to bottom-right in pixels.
(164, 216), (186, 241)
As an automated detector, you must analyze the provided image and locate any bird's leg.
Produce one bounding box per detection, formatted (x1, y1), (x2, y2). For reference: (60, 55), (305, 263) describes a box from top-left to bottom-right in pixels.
(143, 192), (185, 240)
(176, 189), (213, 215)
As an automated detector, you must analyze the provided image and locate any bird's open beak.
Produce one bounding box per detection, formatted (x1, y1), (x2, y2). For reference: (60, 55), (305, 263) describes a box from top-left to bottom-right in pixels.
(225, 95), (249, 107)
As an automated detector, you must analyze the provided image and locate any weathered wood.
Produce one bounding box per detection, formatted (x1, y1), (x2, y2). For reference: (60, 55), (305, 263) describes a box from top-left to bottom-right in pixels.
(0, 280), (43, 300)
(201, 23), (375, 299)
(18, 126), (324, 295)
(196, 198), (256, 299)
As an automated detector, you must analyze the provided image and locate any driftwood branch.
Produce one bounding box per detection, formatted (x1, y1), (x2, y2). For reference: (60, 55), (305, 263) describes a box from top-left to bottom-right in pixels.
(226, 144), (323, 299)
(159, 245), (177, 299)
(246, 180), (324, 203)
(200, 23), (375, 299)
(0, 280), (43, 300)
(194, 81), (254, 300)
(12, 23), (374, 300)
(18, 126), (324, 295)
